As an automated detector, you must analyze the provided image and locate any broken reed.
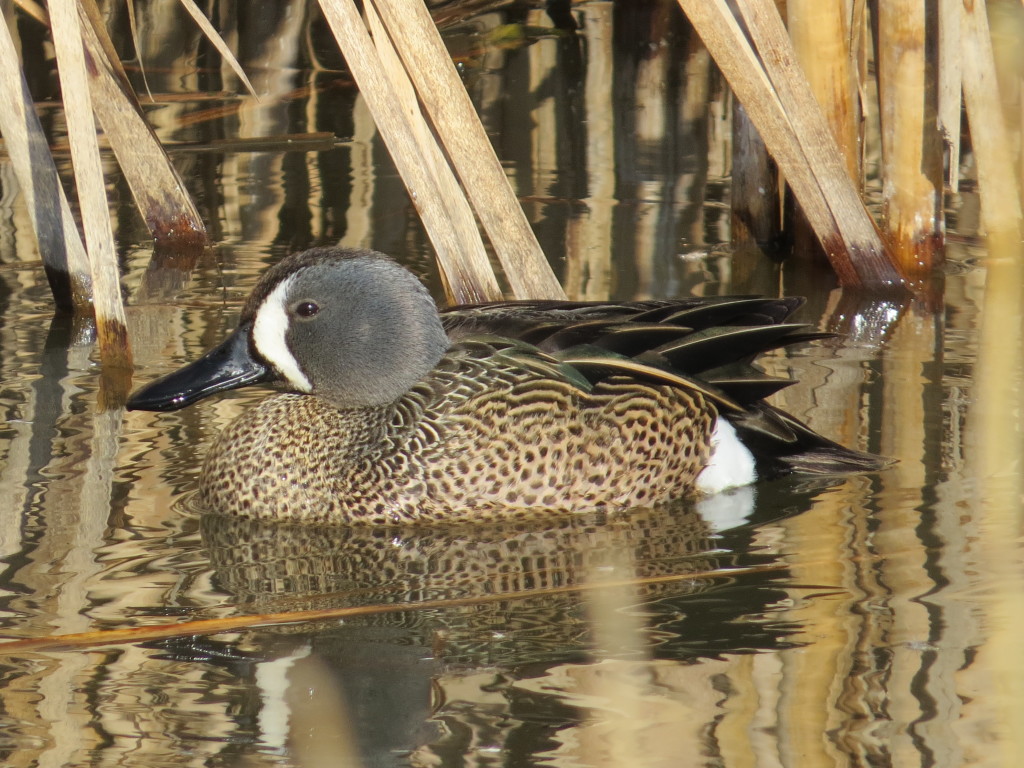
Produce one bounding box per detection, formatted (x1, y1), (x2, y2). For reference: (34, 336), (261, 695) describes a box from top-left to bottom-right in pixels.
(728, 0), (1023, 284)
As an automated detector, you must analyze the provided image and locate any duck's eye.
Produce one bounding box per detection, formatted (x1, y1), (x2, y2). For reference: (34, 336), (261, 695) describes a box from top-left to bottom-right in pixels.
(295, 301), (320, 318)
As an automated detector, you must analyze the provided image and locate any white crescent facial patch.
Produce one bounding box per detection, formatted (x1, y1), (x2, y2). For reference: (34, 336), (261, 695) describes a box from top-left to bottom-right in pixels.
(251, 274), (313, 392)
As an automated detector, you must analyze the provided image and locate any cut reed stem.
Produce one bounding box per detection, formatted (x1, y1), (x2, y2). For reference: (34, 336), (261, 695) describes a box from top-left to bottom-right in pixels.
(50, 0), (132, 367)
(362, 0), (501, 302)
(737, 0), (903, 287)
(938, 0), (963, 192)
(317, 0), (504, 303)
(787, 0), (861, 184)
(876, 0), (945, 282)
(961, 0), (1023, 237)
(79, 0), (207, 248)
(370, 0), (567, 299)
(677, 0), (904, 289)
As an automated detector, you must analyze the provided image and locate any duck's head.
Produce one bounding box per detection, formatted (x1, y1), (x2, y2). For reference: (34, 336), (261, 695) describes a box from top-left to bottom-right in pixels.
(127, 248), (449, 412)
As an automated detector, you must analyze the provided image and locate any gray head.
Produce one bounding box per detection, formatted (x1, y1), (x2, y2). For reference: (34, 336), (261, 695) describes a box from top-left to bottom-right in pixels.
(243, 247), (449, 408)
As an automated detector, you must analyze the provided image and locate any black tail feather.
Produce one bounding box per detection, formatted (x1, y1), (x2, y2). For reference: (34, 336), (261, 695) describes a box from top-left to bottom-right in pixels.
(727, 404), (892, 478)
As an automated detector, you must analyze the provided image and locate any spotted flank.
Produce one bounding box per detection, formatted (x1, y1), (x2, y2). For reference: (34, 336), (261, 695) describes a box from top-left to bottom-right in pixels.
(127, 247), (890, 524)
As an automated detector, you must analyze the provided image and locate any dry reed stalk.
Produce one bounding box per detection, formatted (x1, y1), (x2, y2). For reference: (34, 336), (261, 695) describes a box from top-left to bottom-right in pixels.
(787, 0), (861, 183)
(938, 0), (963, 191)
(677, 0), (904, 289)
(737, 0), (903, 285)
(784, 0), (862, 266)
(0, 12), (90, 312)
(124, 0), (153, 100)
(13, 0), (46, 25)
(961, 0), (1023, 236)
(969, 229), (1024, 768)
(49, 0), (132, 368)
(316, 0), (502, 303)
(988, 0), (1024, 215)
(362, 0), (499, 301)
(851, 0), (870, 170)
(876, 0), (945, 282)
(963, 5), (1024, 749)
(562, 3), (615, 300)
(370, 0), (567, 300)
(78, 0), (206, 248)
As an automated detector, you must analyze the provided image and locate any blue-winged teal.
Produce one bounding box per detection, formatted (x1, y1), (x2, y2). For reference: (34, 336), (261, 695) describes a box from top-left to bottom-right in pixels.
(128, 247), (885, 524)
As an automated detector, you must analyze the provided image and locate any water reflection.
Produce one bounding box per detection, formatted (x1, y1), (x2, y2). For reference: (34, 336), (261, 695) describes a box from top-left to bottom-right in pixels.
(176, 496), (813, 765)
(199, 500), (796, 639)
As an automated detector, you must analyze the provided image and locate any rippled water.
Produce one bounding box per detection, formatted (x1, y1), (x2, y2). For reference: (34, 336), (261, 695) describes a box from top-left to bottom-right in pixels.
(0, 1), (1021, 767)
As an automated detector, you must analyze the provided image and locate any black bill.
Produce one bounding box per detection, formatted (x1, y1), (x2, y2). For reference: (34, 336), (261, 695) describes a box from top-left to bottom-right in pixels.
(127, 323), (274, 412)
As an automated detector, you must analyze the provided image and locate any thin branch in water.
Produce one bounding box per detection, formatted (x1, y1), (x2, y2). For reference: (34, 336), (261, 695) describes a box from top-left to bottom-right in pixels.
(176, 0), (259, 100)
(0, 563), (790, 655)
(125, 0), (154, 102)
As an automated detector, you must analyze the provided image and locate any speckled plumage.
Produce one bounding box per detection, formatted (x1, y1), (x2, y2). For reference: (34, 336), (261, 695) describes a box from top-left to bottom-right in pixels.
(201, 340), (715, 524)
(128, 247), (888, 525)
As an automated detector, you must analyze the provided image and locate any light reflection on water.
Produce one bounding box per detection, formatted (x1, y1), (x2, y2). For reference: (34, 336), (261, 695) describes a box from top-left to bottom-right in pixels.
(0, 1), (1020, 766)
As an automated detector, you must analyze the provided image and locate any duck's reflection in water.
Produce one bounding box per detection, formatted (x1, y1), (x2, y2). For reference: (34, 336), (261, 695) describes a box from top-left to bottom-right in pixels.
(191, 480), (832, 765)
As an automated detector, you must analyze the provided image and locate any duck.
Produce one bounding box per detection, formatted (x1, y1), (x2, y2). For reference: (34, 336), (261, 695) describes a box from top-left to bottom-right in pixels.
(127, 246), (885, 524)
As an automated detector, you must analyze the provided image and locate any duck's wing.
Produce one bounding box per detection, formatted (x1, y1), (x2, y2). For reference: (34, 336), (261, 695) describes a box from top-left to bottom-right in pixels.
(442, 296), (891, 478)
(441, 297), (821, 409)
(440, 296), (803, 350)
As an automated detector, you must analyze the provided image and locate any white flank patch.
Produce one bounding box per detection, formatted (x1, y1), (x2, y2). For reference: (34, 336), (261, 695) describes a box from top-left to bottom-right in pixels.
(252, 275), (312, 391)
(696, 418), (757, 495)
